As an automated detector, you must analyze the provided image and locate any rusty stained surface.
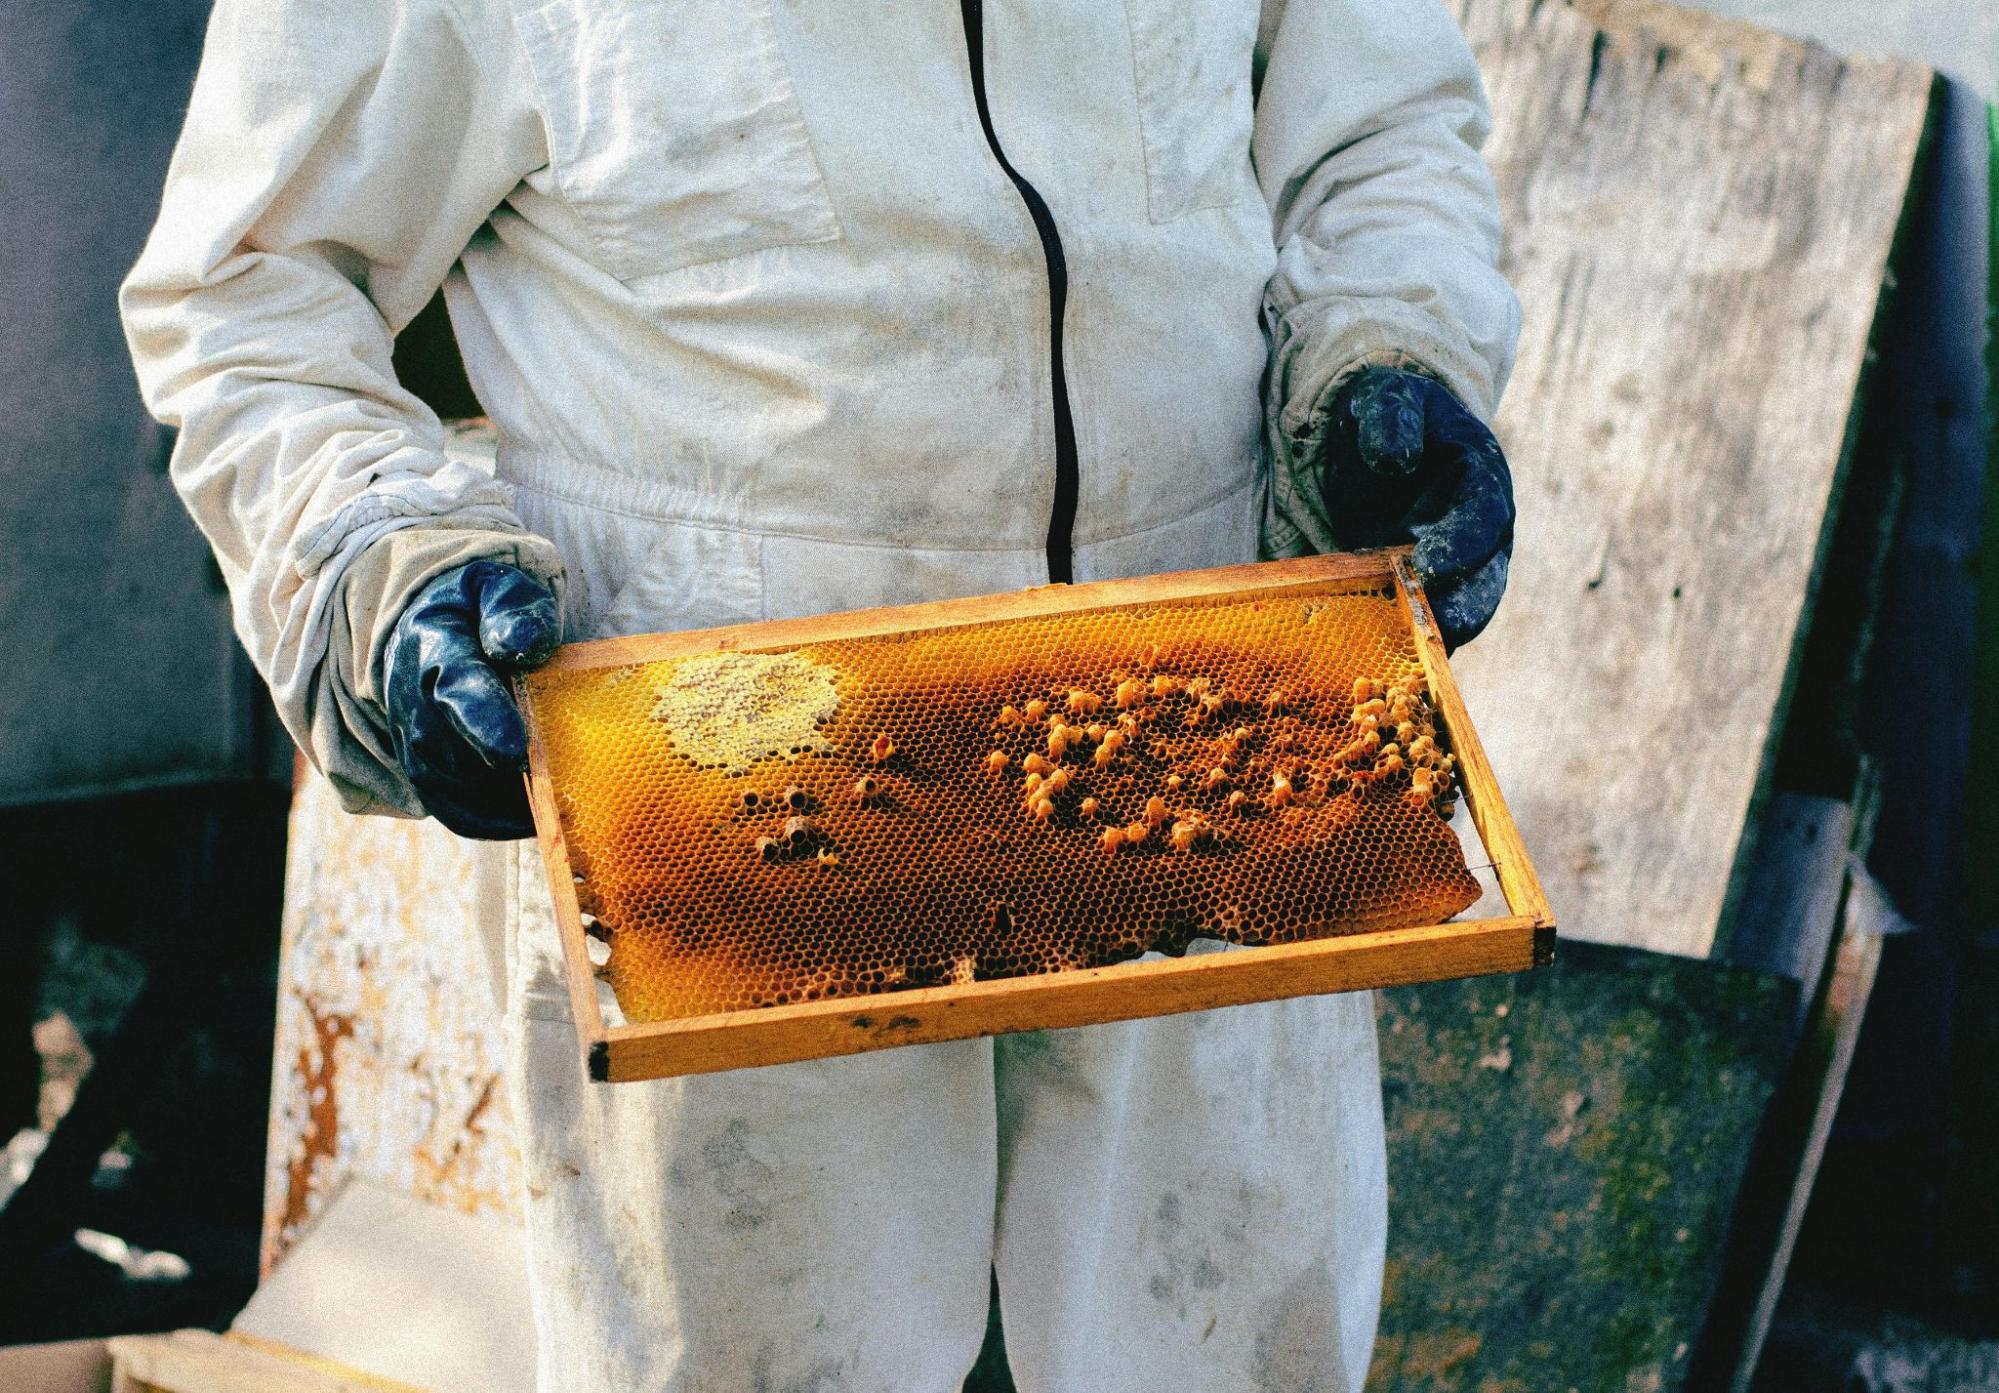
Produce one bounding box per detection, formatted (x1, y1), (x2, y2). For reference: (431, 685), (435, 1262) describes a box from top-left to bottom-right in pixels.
(262, 771), (522, 1274)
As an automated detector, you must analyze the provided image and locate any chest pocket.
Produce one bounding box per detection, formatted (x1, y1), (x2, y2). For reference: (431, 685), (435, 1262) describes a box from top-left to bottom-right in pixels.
(514, 0), (841, 282)
(1122, 0), (1259, 223)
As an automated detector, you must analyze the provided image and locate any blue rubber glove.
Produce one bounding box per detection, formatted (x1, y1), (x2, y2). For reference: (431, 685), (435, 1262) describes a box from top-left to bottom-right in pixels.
(383, 560), (562, 840)
(1317, 366), (1515, 650)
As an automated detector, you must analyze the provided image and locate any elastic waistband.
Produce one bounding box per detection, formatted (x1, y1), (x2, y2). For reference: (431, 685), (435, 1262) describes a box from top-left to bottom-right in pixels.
(502, 448), (752, 528)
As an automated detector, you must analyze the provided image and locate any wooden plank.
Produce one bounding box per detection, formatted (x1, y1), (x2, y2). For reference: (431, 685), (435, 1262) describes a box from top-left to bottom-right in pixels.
(1445, 0), (1937, 958)
(234, 1181), (534, 1393)
(1631, 762), (1885, 1389)
(1396, 556), (1553, 927)
(225, 1337), (430, 1393)
(1943, 98), (1999, 1302)
(105, 1331), (425, 1393)
(0, 1339), (111, 1393)
(597, 917), (1551, 1080)
(516, 550), (1551, 1081)
(260, 772), (522, 1277)
(1725, 889), (1885, 1392)
(1368, 941), (1800, 1393)
(1719, 792), (1854, 1005)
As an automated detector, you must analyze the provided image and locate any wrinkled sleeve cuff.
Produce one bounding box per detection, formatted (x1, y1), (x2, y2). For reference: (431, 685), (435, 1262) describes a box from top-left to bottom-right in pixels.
(1261, 297), (1498, 563)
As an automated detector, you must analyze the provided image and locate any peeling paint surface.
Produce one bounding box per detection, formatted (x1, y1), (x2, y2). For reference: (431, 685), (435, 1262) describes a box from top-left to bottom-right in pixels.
(262, 773), (522, 1273)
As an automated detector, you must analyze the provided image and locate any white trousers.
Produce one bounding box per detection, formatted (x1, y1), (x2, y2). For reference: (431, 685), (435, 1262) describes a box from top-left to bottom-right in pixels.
(498, 841), (1387, 1393)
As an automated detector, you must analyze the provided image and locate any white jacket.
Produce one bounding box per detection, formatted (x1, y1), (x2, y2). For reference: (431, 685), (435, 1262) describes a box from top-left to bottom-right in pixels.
(126, 8), (1518, 1386)
(122, 0), (1517, 818)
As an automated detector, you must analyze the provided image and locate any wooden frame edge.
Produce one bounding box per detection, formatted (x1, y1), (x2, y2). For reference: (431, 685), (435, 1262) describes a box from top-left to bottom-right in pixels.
(522, 708), (611, 1050)
(588, 915), (1546, 1081)
(1392, 555), (1556, 929)
(533, 549), (1402, 675)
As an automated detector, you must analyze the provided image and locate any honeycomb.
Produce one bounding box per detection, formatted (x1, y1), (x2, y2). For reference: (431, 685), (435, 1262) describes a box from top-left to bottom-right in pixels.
(522, 584), (1479, 1022)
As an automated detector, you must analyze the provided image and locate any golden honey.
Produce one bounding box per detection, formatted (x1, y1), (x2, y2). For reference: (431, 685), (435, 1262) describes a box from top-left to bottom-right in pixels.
(523, 585), (1478, 1022)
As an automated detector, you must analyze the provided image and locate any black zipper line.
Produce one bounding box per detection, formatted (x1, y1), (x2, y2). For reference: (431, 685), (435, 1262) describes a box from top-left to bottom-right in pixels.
(959, 0), (1079, 585)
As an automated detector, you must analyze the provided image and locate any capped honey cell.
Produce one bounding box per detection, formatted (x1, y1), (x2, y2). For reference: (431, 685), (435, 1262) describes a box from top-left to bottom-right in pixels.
(523, 584), (1479, 1023)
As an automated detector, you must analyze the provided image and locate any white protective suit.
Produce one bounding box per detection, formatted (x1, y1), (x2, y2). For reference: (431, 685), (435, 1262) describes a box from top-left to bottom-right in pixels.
(123, 0), (1517, 1387)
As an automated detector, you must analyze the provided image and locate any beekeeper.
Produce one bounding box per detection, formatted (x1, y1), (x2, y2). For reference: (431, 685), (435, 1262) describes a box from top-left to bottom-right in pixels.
(124, 0), (1518, 1386)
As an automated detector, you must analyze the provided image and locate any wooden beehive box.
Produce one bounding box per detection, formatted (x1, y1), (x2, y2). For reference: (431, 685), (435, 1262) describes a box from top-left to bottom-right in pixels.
(518, 549), (1553, 1081)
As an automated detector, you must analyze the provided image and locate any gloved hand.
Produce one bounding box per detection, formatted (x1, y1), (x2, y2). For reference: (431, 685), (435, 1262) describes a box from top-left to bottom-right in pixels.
(383, 560), (562, 840)
(1317, 366), (1515, 649)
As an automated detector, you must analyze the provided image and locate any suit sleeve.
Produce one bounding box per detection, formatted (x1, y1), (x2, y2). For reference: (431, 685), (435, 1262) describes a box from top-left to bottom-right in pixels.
(120, 0), (564, 815)
(1251, 0), (1521, 558)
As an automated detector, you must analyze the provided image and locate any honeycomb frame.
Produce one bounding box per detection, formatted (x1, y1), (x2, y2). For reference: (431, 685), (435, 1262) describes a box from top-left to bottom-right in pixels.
(518, 548), (1553, 1081)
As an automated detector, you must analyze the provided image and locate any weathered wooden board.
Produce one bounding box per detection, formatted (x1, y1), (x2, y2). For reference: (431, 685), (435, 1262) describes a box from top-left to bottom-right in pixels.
(235, 1183), (534, 1393)
(1447, 0), (1935, 958)
(1686, 0), (1998, 94)
(1368, 943), (1798, 1393)
(260, 770), (522, 1275)
(1724, 883), (1887, 1392)
(1722, 792), (1855, 1004)
(108, 1329), (425, 1393)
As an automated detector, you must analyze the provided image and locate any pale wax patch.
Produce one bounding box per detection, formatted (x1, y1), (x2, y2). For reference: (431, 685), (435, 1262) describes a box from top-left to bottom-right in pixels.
(648, 651), (842, 773)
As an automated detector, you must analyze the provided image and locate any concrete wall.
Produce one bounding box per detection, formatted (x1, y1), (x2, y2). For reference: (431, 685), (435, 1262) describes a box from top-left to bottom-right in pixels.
(0, 1), (271, 803)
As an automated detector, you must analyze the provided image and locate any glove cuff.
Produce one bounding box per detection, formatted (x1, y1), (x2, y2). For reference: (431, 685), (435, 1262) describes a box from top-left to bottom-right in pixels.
(1263, 317), (1483, 564)
(319, 526), (565, 818)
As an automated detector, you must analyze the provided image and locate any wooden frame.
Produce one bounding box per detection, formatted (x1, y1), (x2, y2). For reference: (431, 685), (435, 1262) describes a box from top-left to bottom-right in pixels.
(521, 549), (1554, 1081)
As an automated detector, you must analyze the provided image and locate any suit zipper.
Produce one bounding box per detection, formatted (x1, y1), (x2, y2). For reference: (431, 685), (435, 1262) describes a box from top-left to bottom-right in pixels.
(959, 0), (1079, 584)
